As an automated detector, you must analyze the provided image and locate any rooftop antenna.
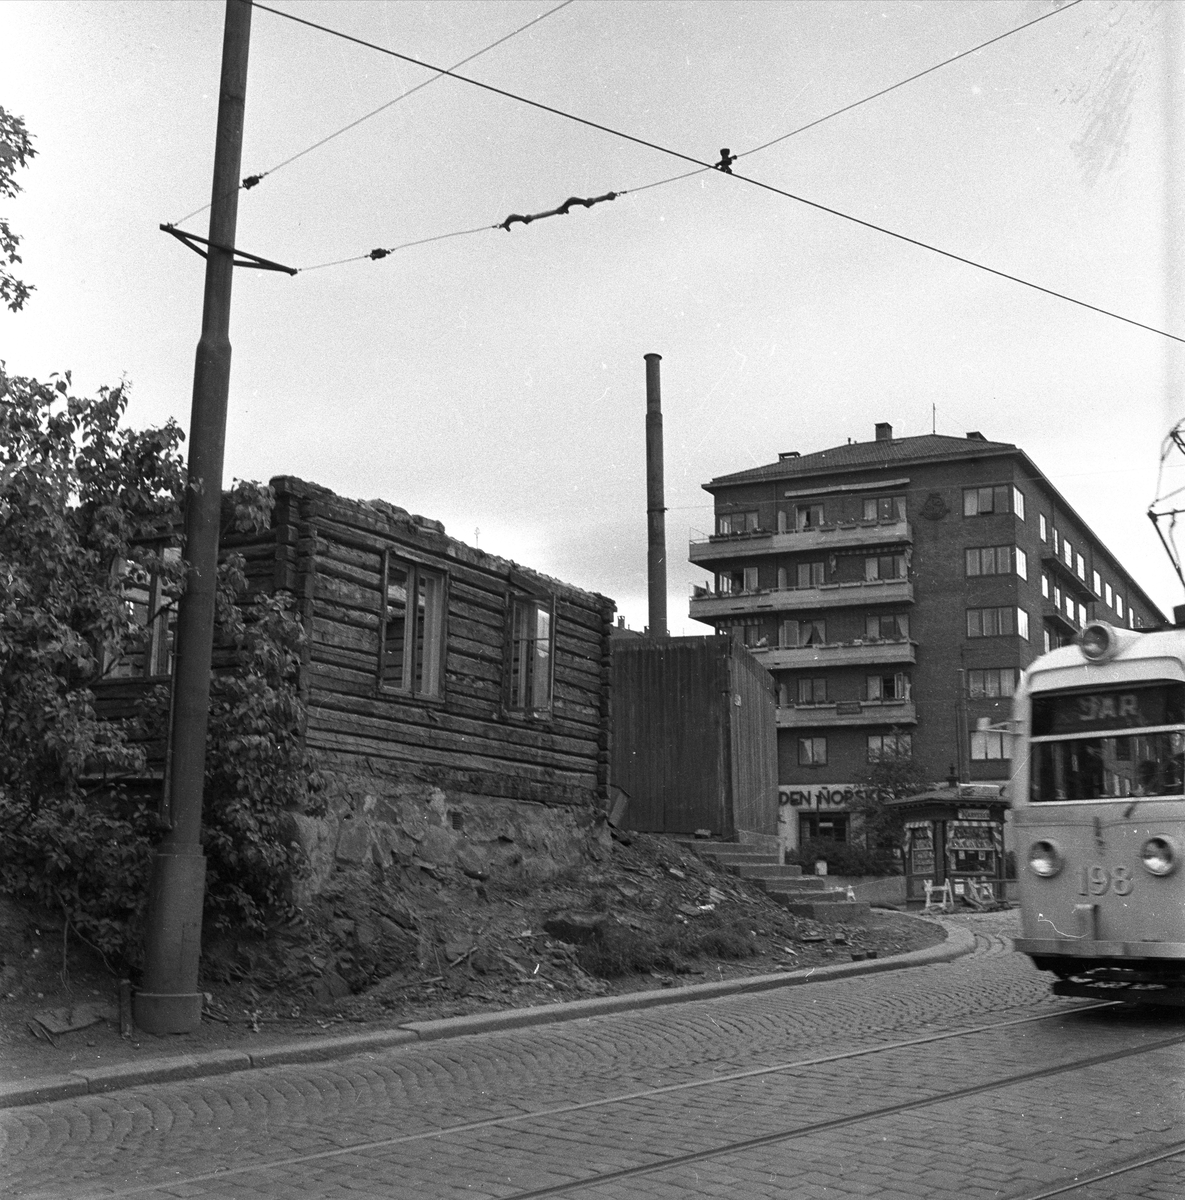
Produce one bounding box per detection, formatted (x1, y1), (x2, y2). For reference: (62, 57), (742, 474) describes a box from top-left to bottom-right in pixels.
(932, 404), (936, 435)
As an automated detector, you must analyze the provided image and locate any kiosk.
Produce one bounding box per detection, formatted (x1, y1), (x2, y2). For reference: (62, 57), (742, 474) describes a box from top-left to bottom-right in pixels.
(888, 785), (1009, 907)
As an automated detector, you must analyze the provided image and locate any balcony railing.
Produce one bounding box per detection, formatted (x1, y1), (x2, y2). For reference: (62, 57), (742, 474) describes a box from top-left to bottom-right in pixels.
(1040, 551), (1097, 600)
(776, 699), (917, 729)
(748, 638), (917, 670)
(688, 578), (912, 620)
(688, 519), (912, 564)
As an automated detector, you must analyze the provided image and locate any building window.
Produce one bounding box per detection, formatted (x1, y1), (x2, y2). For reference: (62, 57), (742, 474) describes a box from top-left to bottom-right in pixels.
(798, 677), (827, 704)
(508, 595), (554, 712)
(783, 618), (827, 648)
(866, 612), (909, 640)
(380, 554), (447, 698)
(868, 672), (911, 701)
(1041, 574), (1050, 599)
(1092, 570), (1102, 596)
(865, 553), (906, 581)
(1077, 603), (1087, 626)
(1105, 582), (1114, 607)
(1064, 593), (1075, 621)
(718, 510), (759, 535)
(967, 668), (1017, 698)
(1018, 608), (1030, 640)
(971, 729), (1012, 760)
(798, 736), (828, 766)
(1075, 552), (1086, 581)
(717, 567), (758, 594)
(796, 561), (825, 589)
(1012, 488), (1025, 520)
(1116, 594), (1125, 619)
(743, 566), (759, 592)
(1063, 538), (1073, 569)
(966, 545), (1022, 576)
(867, 732), (912, 762)
(1043, 629), (1052, 653)
(800, 812), (848, 842)
(796, 503), (824, 531)
(963, 485), (1012, 517)
(1039, 514), (1047, 542)
(104, 548), (180, 679)
(966, 606), (1018, 638)
(862, 495), (906, 522)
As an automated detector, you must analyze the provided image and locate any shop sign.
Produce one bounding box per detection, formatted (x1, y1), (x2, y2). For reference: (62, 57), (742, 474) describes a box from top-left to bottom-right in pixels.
(958, 808), (992, 820)
(778, 784), (875, 810)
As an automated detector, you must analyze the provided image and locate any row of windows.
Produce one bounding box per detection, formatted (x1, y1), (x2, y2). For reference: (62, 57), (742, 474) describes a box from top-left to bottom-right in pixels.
(963, 485), (1025, 519)
(727, 607), (1037, 648)
(715, 552), (908, 595)
(798, 732), (913, 766)
(795, 727), (1011, 768)
(966, 606), (1029, 640)
(380, 552), (552, 713)
(718, 495), (908, 537)
(780, 672), (912, 707)
(108, 550), (557, 718)
(1037, 513), (1132, 623)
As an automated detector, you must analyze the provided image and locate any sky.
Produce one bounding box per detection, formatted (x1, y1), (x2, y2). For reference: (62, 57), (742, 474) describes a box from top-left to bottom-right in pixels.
(2, 0), (1184, 631)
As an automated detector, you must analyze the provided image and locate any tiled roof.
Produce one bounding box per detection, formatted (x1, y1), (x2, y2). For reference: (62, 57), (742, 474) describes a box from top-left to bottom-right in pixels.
(708, 433), (1018, 488)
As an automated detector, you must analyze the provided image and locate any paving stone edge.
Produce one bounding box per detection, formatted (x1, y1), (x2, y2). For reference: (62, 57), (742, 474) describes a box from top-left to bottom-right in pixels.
(0, 920), (975, 1109)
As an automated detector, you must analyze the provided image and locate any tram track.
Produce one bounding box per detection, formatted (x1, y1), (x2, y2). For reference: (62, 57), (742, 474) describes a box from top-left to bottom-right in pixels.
(39, 1000), (1162, 1200)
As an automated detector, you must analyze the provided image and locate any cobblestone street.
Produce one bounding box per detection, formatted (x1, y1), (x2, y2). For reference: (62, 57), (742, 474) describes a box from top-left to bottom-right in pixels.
(4, 911), (1185, 1200)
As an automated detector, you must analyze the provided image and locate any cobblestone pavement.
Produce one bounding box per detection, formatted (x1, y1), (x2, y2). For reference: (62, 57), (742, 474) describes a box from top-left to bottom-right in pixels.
(4, 911), (1185, 1200)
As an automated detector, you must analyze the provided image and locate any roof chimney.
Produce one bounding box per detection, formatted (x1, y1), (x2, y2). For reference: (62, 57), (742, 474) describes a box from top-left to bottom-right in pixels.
(875, 422), (893, 442)
(965, 431), (986, 441)
(778, 450), (800, 461)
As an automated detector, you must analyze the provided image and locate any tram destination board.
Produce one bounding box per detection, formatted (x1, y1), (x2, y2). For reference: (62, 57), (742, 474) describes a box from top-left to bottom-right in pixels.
(1031, 682), (1185, 736)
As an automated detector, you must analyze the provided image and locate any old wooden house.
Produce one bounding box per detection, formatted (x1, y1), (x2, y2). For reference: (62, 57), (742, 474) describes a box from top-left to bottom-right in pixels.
(94, 476), (616, 896)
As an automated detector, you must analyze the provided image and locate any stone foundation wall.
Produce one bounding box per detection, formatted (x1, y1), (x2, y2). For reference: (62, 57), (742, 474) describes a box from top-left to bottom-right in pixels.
(285, 765), (611, 908)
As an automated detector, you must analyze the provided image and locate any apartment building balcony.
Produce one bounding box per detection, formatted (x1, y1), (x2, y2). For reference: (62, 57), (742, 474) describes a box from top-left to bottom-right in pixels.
(1042, 601), (1079, 637)
(776, 698), (917, 729)
(1040, 550), (1098, 600)
(688, 518), (912, 566)
(750, 638), (917, 671)
(688, 578), (913, 622)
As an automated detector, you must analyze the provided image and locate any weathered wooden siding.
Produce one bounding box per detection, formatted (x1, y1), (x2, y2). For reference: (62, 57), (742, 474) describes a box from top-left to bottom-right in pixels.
(728, 646), (779, 836)
(610, 635), (777, 838)
(274, 478), (614, 808)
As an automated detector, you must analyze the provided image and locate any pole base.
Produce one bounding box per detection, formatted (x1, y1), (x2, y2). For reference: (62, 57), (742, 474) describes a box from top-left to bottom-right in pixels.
(133, 990), (205, 1035)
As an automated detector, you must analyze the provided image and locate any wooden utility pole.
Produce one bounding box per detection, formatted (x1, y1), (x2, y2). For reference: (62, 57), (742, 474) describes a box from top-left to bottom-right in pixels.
(135, 0), (252, 1035)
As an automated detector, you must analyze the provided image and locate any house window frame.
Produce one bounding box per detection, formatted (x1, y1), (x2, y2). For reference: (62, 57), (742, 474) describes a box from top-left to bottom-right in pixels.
(505, 591), (557, 717)
(867, 731), (912, 762)
(103, 545), (181, 681)
(377, 550), (449, 701)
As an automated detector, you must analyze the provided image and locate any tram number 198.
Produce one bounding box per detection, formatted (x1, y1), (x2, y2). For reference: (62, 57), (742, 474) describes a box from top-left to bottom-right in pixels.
(1077, 865), (1133, 896)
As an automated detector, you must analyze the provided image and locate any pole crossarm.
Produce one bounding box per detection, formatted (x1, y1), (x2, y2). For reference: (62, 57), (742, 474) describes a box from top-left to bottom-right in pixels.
(160, 223), (297, 275)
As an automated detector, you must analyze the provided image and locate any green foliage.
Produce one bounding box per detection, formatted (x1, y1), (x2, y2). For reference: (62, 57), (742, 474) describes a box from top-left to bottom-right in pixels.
(785, 838), (898, 878)
(0, 367), (316, 968)
(851, 744), (933, 853)
(0, 107), (35, 311)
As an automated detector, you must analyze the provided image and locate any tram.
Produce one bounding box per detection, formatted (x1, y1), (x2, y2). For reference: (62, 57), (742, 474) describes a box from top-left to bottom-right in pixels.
(1013, 620), (1185, 1005)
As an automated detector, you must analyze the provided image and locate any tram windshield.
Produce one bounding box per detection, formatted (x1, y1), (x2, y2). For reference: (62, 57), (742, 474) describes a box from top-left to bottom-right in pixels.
(1028, 682), (1185, 802)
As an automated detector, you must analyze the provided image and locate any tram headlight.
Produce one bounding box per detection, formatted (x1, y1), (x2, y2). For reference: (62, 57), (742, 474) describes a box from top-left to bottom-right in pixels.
(1028, 840), (1064, 878)
(1140, 836), (1178, 877)
(1079, 623), (1116, 662)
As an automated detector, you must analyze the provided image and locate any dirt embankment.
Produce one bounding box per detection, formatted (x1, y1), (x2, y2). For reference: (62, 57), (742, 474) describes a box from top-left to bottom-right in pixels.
(0, 832), (943, 1082)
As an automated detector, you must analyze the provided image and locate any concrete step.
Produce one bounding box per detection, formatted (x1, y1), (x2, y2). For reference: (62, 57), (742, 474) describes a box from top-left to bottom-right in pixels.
(735, 866), (825, 887)
(775, 898), (872, 923)
(678, 841), (780, 859)
(761, 883), (850, 901)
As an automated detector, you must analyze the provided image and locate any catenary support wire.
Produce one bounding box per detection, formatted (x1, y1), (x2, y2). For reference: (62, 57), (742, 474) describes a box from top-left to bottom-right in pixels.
(256, 1), (1184, 344)
(172, 0), (575, 227)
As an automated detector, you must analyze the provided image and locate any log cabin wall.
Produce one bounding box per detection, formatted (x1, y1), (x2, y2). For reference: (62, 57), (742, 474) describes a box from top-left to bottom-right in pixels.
(272, 476), (614, 809)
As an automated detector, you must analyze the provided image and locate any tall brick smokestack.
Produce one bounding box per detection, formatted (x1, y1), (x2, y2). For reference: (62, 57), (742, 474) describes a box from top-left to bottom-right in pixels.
(644, 353), (667, 638)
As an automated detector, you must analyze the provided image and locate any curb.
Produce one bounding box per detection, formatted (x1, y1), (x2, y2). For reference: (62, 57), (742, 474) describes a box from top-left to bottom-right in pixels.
(0, 922), (974, 1110)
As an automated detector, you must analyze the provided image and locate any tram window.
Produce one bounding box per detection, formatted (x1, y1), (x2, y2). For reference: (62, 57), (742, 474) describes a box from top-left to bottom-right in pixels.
(1030, 733), (1185, 801)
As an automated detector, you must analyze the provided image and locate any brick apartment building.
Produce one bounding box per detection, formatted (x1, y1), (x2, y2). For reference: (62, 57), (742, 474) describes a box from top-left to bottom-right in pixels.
(687, 423), (1165, 852)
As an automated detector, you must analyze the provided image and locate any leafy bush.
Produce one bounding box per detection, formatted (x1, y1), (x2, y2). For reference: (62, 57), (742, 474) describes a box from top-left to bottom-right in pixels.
(786, 838), (899, 877)
(0, 367), (316, 968)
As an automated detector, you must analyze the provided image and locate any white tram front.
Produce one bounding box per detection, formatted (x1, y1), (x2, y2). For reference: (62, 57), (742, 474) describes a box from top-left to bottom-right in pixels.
(1012, 621), (1185, 1004)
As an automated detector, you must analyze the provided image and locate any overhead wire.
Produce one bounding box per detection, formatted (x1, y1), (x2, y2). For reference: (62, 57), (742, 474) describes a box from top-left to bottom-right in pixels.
(172, 0), (575, 227)
(253, 1), (1182, 344)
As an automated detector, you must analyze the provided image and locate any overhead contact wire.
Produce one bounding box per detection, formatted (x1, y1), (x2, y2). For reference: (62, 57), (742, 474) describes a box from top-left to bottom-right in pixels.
(258, 1), (1182, 344)
(172, 0), (575, 226)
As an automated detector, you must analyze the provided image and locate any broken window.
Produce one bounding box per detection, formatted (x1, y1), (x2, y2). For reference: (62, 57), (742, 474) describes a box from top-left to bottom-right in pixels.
(103, 547), (180, 679)
(380, 553), (447, 699)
